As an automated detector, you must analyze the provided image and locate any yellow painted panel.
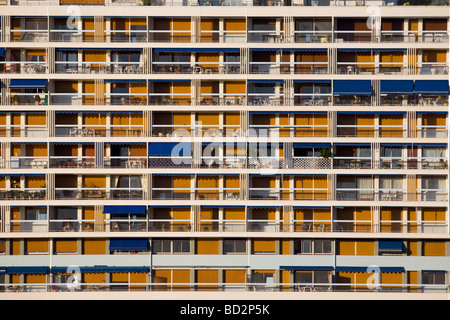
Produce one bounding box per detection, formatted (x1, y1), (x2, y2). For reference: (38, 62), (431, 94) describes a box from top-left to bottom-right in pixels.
(356, 241), (374, 255)
(423, 241), (445, 256)
(172, 269), (190, 290)
(224, 207), (245, 220)
(381, 272), (402, 285)
(253, 239), (276, 253)
(224, 81), (246, 94)
(55, 239), (78, 253)
(173, 113), (191, 125)
(84, 239), (106, 255)
(111, 272), (128, 282)
(26, 176), (45, 189)
(26, 274), (46, 284)
(27, 113), (46, 126)
(84, 273), (106, 284)
(224, 19), (246, 31)
(339, 241), (355, 255)
(84, 113), (106, 126)
(197, 239), (219, 254)
(84, 175), (106, 188)
(26, 144), (47, 157)
(197, 176), (219, 188)
(26, 239), (48, 253)
(224, 270), (246, 284)
(197, 113), (219, 125)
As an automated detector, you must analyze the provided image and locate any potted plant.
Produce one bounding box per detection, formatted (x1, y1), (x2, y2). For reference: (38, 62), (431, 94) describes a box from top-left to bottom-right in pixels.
(319, 148), (332, 159)
(25, 98), (30, 105)
(34, 95), (41, 105)
(12, 95), (19, 105)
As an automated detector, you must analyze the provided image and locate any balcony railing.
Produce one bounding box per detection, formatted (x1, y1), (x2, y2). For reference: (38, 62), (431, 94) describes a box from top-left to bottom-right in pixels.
(55, 124), (144, 137)
(54, 188), (145, 200)
(49, 156), (95, 168)
(247, 30), (284, 43)
(10, 29), (48, 42)
(378, 157), (448, 170)
(0, 188), (46, 200)
(104, 156), (147, 169)
(55, 61), (144, 74)
(151, 188), (241, 200)
(0, 125), (47, 138)
(336, 125), (406, 138)
(249, 188), (330, 200)
(0, 61), (48, 74)
(9, 157), (48, 169)
(249, 62), (329, 75)
(152, 61), (241, 74)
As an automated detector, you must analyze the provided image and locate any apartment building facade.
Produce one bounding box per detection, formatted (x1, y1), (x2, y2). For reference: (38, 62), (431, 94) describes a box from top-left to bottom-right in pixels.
(0, 0), (448, 299)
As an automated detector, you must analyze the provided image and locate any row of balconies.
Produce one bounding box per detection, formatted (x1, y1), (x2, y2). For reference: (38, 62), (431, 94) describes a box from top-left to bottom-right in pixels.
(4, 205), (448, 233)
(2, 16), (448, 44)
(0, 173), (446, 202)
(2, 49), (449, 76)
(3, 0), (437, 8)
(5, 81), (450, 107)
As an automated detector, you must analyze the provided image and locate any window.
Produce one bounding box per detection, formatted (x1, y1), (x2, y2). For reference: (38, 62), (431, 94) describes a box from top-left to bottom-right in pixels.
(295, 239), (332, 254)
(223, 239), (246, 254)
(152, 239), (190, 254)
(422, 271), (445, 285)
(314, 240), (332, 254)
(26, 208), (47, 221)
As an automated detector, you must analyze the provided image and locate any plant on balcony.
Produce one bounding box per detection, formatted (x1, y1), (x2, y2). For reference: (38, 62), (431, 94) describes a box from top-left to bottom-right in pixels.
(141, 0), (153, 5)
(34, 95), (41, 105)
(319, 148), (332, 159)
(12, 95), (19, 105)
(25, 98), (30, 105)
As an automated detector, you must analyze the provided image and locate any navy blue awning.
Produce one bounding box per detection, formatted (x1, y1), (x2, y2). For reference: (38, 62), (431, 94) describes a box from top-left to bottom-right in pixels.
(336, 266), (405, 273)
(109, 238), (148, 251)
(333, 80), (371, 95)
(148, 142), (191, 156)
(9, 79), (48, 89)
(0, 48), (4, 56)
(103, 206), (146, 214)
(379, 240), (404, 253)
(7, 267), (49, 274)
(380, 80), (414, 95)
(77, 266), (149, 273)
(415, 80), (449, 94)
(293, 143), (331, 148)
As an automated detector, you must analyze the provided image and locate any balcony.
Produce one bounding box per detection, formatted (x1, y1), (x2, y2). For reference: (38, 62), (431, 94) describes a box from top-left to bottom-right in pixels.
(0, 188), (46, 201)
(54, 188), (145, 200)
(55, 61), (144, 74)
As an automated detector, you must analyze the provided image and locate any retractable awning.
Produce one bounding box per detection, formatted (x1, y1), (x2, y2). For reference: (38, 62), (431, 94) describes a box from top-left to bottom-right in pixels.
(380, 80), (414, 95)
(109, 238), (149, 251)
(333, 80), (371, 95)
(148, 142), (191, 156)
(378, 240), (404, 254)
(280, 266), (334, 270)
(102, 206), (147, 214)
(6, 267), (49, 274)
(9, 79), (48, 89)
(414, 80), (449, 94)
(293, 143), (331, 148)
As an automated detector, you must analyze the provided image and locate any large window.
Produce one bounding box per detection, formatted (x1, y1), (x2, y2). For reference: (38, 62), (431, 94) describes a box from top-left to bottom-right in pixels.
(294, 239), (332, 254)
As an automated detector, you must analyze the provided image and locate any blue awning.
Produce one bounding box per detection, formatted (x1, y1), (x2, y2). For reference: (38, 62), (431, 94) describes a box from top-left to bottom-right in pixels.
(334, 143), (371, 147)
(280, 266), (334, 270)
(109, 238), (148, 251)
(293, 143), (331, 148)
(9, 79), (48, 89)
(335, 266), (405, 273)
(7, 267), (49, 274)
(379, 240), (404, 253)
(103, 206), (146, 214)
(0, 48), (4, 56)
(333, 80), (371, 95)
(414, 80), (449, 94)
(380, 80), (414, 95)
(148, 142), (191, 156)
